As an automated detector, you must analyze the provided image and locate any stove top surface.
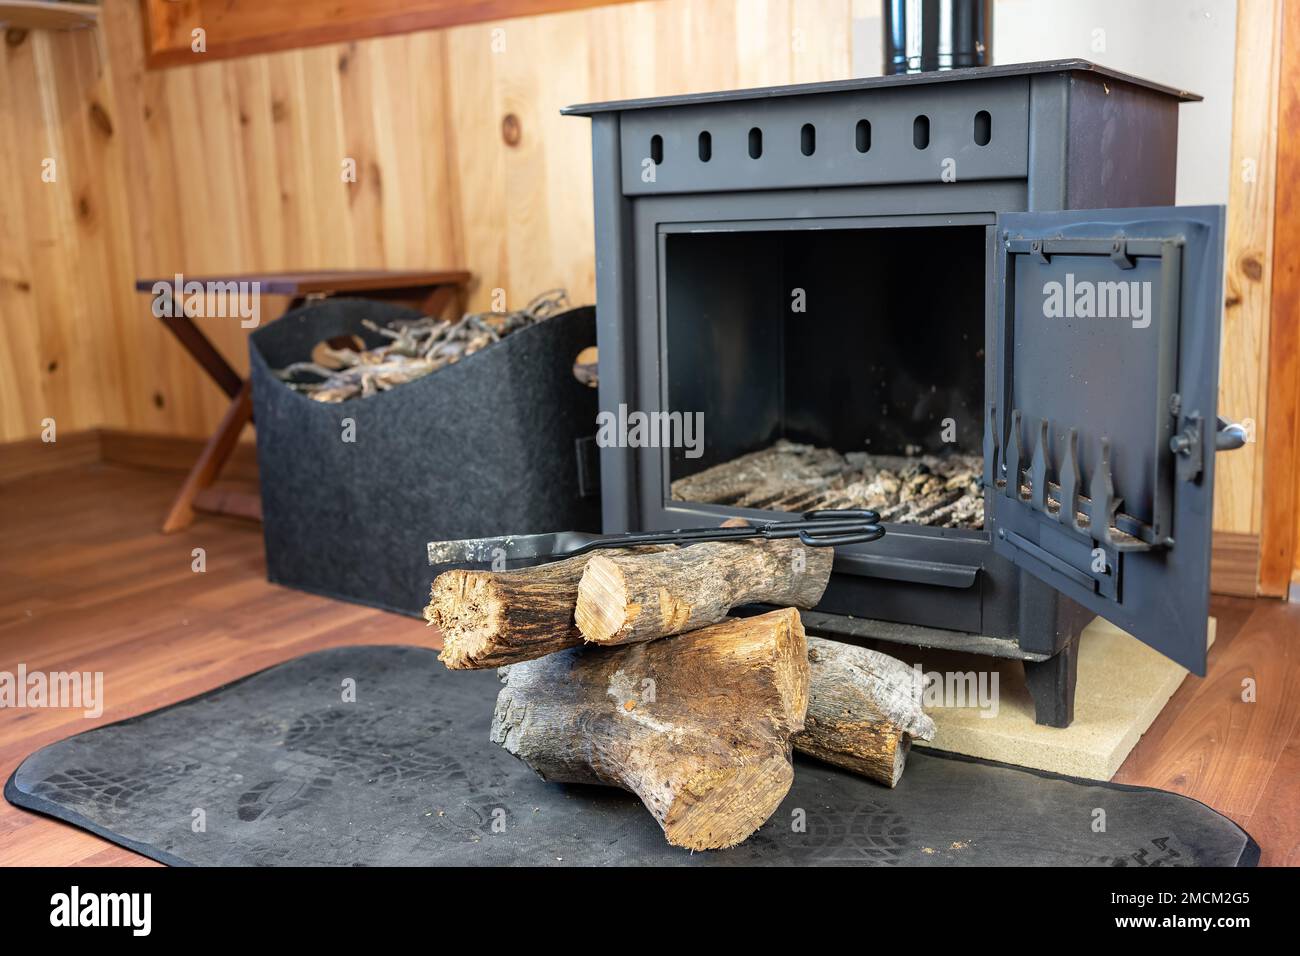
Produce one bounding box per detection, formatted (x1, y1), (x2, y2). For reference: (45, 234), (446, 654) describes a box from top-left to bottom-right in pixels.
(561, 58), (1200, 116)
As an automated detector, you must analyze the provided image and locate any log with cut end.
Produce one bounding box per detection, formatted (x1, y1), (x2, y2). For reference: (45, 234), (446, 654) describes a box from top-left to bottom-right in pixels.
(794, 636), (936, 787)
(574, 537), (833, 646)
(426, 553), (593, 669)
(490, 608), (809, 850)
(426, 546), (673, 669)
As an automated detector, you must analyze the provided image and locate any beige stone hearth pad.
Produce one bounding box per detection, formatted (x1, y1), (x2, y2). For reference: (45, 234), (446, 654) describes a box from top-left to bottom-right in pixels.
(854, 616), (1215, 782)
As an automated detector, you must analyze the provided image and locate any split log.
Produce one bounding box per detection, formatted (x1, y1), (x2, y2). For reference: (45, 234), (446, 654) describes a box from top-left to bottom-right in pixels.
(425, 547), (670, 670)
(574, 537), (832, 646)
(793, 636), (936, 787)
(491, 608), (809, 850)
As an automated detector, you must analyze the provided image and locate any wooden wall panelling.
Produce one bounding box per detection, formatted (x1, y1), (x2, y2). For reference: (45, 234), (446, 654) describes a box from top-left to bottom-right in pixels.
(335, 39), (385, 266)
(2, 0), (1276, 607)
(295, 45), (356, 270)
(1262, 0), (1300, 595)
(443, 25), (509, 311)
(226, 55), (286, 268)
(103, 0), (215, 438)
(0, 0), (876, 441)
(1214, 0), (1282, 557)
(0, 32), (48, 441)
(0, 27), (128, 442)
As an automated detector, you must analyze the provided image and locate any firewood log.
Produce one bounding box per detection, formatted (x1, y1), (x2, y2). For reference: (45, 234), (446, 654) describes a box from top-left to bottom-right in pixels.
(794, 636), (936, 787)
(425, 547), (671, 670)
(572, 345), (599, 387)
(490, 608), (809, 850)
(574, 537), (833, 646)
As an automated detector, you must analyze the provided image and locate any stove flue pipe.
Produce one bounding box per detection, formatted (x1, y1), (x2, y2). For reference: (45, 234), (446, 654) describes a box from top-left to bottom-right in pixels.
(883, 0), (992, 74)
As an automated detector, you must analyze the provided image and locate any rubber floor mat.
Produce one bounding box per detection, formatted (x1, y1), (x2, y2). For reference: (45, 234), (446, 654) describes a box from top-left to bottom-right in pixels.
(5, 645), (1258, 866)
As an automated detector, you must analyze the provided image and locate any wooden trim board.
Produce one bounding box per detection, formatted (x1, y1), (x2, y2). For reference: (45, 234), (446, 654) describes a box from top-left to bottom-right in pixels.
(99, 429), (259, 483)
(0, 430), (102, 484)
(1214, 0), (1282, 583)
(1260, 0), (1300, 597)
(0, 430), (1272, 597)
(0, 1), (99, 31)
(139, 0), (639, 68)
(1212, 531), (1262, 598)
(0, 429), (257, 485)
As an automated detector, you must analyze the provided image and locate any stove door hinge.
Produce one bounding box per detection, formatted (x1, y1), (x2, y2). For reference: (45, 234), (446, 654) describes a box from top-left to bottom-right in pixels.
(1109, 237), (1136, 270)
(1169, 409), (1204, 483)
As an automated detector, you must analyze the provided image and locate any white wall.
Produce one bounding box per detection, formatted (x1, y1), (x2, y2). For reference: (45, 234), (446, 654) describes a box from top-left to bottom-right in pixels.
(852, 0), (1237, 205)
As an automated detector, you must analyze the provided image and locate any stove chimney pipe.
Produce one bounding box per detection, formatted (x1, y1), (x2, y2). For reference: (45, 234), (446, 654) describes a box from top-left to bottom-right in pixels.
(883, 0), (992, 75)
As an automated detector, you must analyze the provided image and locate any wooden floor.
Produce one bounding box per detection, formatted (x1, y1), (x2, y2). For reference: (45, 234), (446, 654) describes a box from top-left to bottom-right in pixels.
(1, 464), (1296, 866)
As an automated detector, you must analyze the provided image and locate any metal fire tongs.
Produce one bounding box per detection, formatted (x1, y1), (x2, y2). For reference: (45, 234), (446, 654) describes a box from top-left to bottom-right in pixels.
(427, 509), (884, 575)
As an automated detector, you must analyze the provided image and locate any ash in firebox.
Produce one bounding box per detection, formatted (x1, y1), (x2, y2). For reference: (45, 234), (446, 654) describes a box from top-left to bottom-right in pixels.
(670, 439), (985, 529)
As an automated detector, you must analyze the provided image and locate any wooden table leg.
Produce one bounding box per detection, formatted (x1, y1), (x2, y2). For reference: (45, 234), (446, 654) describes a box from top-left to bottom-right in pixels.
(157, 312), (244, 399)
(162, 381), (254, 534)
(419, 283), (464, 320)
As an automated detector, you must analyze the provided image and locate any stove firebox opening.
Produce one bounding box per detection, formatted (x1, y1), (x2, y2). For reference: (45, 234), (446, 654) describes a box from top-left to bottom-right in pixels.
(666, 224), (987, 530)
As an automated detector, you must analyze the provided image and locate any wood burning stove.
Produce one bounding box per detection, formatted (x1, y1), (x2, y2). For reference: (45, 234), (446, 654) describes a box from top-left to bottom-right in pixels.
(563, 60), (1243, 727)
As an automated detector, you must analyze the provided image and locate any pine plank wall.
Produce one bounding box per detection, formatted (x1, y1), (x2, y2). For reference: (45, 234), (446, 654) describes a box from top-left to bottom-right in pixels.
(0, 0), (1286, 579)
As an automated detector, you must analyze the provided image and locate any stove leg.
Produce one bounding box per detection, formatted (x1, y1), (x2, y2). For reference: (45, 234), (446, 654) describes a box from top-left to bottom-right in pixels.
(1022, 639), (1079, 728)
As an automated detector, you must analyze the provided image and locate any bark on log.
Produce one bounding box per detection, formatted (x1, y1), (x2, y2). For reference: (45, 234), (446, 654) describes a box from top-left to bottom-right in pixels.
(793, 636), (936, 787)
(490, 608), (809, 850)
(574, 538), (833, 646)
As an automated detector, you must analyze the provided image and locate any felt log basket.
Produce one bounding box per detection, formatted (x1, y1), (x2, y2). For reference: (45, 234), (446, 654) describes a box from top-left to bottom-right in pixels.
(248, 298), (601, 615)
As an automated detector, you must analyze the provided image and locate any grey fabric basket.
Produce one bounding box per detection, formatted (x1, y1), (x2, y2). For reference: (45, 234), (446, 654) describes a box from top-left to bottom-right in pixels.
(248, 298), (601, 616)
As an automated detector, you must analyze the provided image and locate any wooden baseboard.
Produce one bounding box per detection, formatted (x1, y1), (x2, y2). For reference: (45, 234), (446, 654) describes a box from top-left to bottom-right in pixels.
(1, 429), (259, 485)
(1211, 531), (1261, 597)
(0, 430), (102, 484)
(0, 430), (1268, 598)
(100, 428), (258, 483)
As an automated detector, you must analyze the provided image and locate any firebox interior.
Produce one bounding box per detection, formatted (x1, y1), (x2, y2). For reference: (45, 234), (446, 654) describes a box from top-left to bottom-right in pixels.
(664, 224), (987, 524)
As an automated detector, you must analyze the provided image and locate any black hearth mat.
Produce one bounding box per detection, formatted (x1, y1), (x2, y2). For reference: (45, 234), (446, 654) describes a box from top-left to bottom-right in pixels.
(5, 646), (1258, 866)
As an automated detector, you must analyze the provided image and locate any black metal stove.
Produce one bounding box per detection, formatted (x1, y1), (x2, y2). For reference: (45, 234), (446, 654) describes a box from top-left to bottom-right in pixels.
(563, 59), (1242, 727)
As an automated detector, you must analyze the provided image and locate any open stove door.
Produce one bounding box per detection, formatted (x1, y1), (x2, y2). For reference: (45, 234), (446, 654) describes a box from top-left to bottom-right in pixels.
(989, 206), (1232, 676)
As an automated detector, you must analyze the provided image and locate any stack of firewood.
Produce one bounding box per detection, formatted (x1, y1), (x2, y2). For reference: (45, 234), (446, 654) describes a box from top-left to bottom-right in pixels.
(424, 527), (934, 851)
(671, 439), (985, 529)
(274, 289), (571, 402)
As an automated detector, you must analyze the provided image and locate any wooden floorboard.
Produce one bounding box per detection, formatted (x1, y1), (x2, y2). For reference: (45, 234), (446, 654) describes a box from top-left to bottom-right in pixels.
(1113, 596), (1300, 866)
(0, 464), (436, 866)
(0, 464), (1296, 866)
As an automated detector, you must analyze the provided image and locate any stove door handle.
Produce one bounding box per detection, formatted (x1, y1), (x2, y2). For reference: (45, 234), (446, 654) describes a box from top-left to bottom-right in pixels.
(798, 527), (885, 547)
(1214, 416), (1248, 452)
(802, 508), (881, 523)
